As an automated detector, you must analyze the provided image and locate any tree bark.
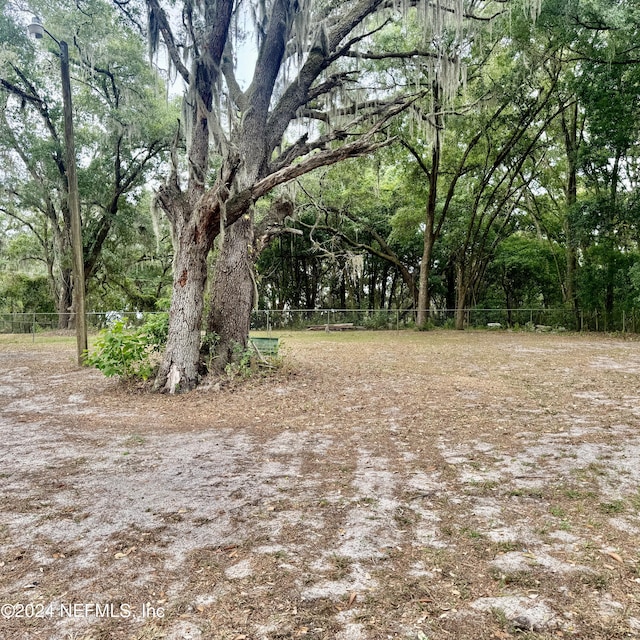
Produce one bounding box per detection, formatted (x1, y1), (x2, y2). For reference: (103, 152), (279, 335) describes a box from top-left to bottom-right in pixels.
(455, 261), (467, 331)
(154, 219), (210, 393)
(416, 83), (441, 329)
(562, 101), (580, 328)
(416, 226), (435, 327)
(206, 213), (256, 370)
(56, 267), (73, 329)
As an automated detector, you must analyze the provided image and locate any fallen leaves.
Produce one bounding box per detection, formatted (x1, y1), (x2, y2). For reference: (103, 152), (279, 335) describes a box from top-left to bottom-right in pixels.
(5, 333), (640, 640)
(603, 550), (624, 564)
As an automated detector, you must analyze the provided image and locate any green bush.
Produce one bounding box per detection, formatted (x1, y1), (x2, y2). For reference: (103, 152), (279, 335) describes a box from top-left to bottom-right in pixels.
(86, 314), (169, 381)
(224, 341), (256, 379)
(142, 313), (169, 351)
(362, 312), (391, 329)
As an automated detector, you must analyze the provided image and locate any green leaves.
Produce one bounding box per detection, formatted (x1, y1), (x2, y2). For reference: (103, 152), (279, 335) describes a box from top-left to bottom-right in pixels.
(85, 314), (169, 381)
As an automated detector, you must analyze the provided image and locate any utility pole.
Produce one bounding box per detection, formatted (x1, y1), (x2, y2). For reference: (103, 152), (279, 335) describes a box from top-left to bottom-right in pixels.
(29, 18), (87, 365)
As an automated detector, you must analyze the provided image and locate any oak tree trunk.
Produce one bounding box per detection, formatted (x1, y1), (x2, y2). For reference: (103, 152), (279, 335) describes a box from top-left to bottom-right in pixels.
(56, 268), (73, 329)
(416, 227), (435, 327)
(455, 261), (467, 331)
(415, 82), (442, 328)
(207, 213), (256, 370)
(154, 222), (210, 393)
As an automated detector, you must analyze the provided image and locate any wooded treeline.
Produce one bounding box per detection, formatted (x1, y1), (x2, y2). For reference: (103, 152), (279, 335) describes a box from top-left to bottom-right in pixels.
(1, 0), (639, 387)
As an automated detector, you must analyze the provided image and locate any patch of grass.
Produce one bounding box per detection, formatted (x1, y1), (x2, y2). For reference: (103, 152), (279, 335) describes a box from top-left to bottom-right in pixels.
(492, 540), (520, 553)
(330, 554), (351, 573)
(465, 479), (500, 496)
(507, 488), (545, 499)
(460, 527), (485, 540)
(394, 505), (420, 528)
(549, 505), (566, 518)
(502, 570), (541, 588)
(0, 333), (76, 346)
(566, 489), (597, 500)
(585, 462), (608, 476)
(599, 500), (625, 514)
(490, 606), (510, 629)
(580, 572), (610, 591)
(421, 547), (450, 562)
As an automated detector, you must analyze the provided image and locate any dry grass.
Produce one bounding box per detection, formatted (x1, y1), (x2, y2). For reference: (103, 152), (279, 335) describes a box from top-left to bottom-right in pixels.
(0, 330), (639, 639)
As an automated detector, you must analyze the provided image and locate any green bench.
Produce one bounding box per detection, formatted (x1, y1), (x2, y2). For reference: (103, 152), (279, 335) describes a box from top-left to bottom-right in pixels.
(249, 337), (279, 357)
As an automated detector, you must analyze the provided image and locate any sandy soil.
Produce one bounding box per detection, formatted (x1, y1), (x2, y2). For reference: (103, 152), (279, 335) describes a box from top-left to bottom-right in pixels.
(0, 330), (639, 640)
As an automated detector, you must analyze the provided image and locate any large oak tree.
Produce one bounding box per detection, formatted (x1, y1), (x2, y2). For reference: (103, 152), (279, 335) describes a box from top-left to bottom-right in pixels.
(139, 0), (471, 392)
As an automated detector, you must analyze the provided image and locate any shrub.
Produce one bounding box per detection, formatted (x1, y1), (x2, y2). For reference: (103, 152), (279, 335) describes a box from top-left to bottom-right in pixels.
(224, 341), (256, 379)
(142, 313), (169, 351)
(85, 314), (168, 381)
(362, 312), (391, 329)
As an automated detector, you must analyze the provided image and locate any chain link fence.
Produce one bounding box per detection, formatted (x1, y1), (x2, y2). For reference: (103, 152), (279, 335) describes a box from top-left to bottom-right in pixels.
(2, 308), (639, 338)
(252, 308), (640, 332)
(0, 311), (150, 336)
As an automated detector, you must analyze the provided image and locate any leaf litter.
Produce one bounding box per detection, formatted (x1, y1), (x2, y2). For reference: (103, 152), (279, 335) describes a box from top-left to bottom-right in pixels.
(0, 331), (639, 639)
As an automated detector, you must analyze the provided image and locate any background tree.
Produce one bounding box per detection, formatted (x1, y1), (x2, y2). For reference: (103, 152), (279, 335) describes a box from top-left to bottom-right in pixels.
(0, 0), (174, 326)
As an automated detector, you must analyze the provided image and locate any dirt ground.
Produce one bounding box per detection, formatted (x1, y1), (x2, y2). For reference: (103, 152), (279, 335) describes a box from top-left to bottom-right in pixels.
(0, 329), (639, 640)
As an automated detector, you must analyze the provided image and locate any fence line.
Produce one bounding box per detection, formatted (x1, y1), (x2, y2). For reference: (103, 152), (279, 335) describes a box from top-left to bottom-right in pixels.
(1, 308), (638, 338)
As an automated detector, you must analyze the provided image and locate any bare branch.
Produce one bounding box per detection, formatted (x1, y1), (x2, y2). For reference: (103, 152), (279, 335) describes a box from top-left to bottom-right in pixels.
(254, 197), (296, 254)
(0, 206), (46, 247)
(266, 0), (387, 154)
(270, 93), (421, 173)
(146, 0), (190, 83)
(344, 48), (448, 61)
(221, 40), (247, 111)
(401, 139), (431, 181)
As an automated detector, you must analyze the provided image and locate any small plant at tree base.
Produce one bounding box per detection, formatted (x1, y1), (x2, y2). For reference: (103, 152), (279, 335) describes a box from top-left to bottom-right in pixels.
(224, 341), (256, 380)
(85, 314), (169, 381)
(221, 339), (285, 381)
(200, 331), (220, 371)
